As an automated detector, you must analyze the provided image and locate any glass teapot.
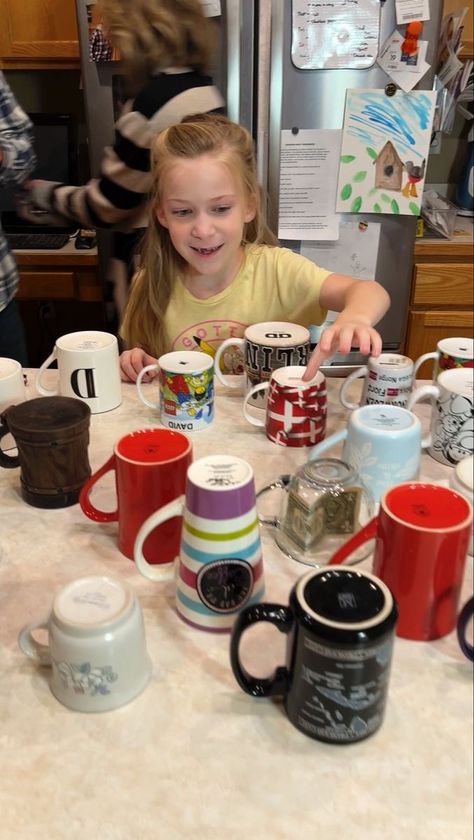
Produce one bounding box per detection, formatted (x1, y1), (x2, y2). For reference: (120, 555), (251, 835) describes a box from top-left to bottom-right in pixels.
(257, 458), (375, 567)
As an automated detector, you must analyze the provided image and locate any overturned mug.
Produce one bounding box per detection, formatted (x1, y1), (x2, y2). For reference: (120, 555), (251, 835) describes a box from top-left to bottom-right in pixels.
(230, 566), (398, 744)
(328, 482), (472, 641)
(134, 455), (265, 632)
(339, 353), (414, 410)
(0, 396), (91, 508)
(257, 459), (374, 567)
(408, 367), (473, 466)
(457, 597), (473, 662)
(0, 357), (26, 413)
(243, 366), (326, 447)
(36, 330), (122, 414)
(18, 576), (152, 712)
(136, 350), (214, 432)
(413, 336), (474, 382)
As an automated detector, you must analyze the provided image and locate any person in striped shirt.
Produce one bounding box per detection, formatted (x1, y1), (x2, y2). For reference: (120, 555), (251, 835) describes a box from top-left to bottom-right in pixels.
(0, 72), (36, 364)
(20, 0), (224, 319)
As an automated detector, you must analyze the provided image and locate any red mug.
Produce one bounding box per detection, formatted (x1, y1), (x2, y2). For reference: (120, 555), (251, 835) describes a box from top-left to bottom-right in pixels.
(79, 428), (192, 564)
(329, 482), (472, 641)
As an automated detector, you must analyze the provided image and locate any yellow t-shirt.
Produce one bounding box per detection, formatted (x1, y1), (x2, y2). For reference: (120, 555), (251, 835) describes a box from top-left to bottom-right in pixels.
(165, 244), (331, 358)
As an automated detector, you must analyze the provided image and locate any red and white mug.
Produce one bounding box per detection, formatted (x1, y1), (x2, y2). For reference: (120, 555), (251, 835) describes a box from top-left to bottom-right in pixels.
(79, 428), (192, 565)
(328, 482), (472, 641)
(242, 366), (326, 447)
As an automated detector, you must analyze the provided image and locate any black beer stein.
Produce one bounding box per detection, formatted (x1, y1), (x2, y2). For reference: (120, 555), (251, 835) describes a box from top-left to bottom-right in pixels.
(0, 396), (91, 508)
(230, 566), (398, 744)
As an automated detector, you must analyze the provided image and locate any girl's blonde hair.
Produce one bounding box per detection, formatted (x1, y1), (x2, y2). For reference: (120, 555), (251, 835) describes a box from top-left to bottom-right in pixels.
(99, 0), (214, 80)
(121, 113), (277, 357)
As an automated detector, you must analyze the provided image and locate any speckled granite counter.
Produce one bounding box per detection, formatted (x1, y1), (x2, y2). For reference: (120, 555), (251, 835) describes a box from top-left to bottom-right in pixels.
(0, 374), (472, 840)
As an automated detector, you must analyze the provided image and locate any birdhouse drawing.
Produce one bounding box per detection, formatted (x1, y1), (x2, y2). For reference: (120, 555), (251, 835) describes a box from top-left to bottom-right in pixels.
(373, 141), (404, 191)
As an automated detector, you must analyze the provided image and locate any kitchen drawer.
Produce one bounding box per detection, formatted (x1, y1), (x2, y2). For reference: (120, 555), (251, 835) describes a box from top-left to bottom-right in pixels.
(17, 271), (75, 300)
(404, 309), (474, 363)
(412, 263), (474, 306)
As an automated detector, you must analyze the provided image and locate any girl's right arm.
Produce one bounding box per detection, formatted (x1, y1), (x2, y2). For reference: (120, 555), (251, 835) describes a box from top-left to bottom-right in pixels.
(119, 348), (158, 383)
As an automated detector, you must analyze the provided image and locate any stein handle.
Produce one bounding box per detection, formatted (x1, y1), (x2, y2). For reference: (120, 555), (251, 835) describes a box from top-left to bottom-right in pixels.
(214, 338), (245, 388)
(308, 427), (347, 462)
(407, 384), (439, 449)
(242, 382), (270, 427)
(134, 496), (185, 581)
(339, 366), (367, 410)
(79, 455), (118, 522)
(230, 603), (294, 697)
(18, 619), (51, 666)
(457, 597), (474, 662)
(0, 419), (20, 468)
(136, 364), (160, 409)
(413, 351), (437, 380)
(35, 350), (59, 396)
(256, 475), (291, 526)
(328, 516), (379, 566)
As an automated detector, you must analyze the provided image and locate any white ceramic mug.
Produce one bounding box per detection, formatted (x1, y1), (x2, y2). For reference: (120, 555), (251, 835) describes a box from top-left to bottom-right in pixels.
(35, 331), (122, 414)
(413, 337), (474, 382)
(408, 368), (474, 466)
(340, 353), (414, 410)
(0, 357), (26, 413)
(309, 404), (423, 503)
(450, 455), (474, 555)
(18, 576), (152, 712)
(136, 350), (214, 432)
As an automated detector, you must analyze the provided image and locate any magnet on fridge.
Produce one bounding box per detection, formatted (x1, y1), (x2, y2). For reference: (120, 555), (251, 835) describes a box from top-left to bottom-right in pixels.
(291, 127), (299, 135)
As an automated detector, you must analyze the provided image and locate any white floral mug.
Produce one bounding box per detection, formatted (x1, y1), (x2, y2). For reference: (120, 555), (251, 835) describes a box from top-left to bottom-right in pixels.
(308, 404), (424, 503)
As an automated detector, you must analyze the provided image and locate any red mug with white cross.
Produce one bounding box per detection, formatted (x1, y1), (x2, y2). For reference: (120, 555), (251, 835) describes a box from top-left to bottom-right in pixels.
(242, 366), (327, 447)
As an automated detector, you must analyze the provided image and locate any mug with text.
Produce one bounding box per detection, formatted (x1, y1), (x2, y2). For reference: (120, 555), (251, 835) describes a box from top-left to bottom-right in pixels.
(136, 351), (214, 433)
(408, 367), (474, 466)
(79, 428), (192, 565)
(214, 322), (310, 409)
(36, 330), (122, 414)
(329, 482), (472, 641)
(18, 575), (152, 712)
(413, 337), (474, 382)
(134, 455), (265, 632)
(309, 404), (423, 503)
(243, 366), (326, 447)
(0, 357), (26, 413)
(339, 353), (414, 410)
(230, 566), (398, 744)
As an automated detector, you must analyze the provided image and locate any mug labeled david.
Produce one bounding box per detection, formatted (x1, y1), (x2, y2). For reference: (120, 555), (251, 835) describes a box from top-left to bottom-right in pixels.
(35, 331), (122, 414)
(136, 350), (214, 432)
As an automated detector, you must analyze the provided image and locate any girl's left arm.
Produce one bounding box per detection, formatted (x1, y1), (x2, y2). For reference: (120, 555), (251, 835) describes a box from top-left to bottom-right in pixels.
(303, 273), (390, 380)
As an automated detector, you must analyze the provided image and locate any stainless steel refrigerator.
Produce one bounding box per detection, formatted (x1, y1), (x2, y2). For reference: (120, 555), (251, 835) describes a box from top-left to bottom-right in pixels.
(75, 0), (443, 369)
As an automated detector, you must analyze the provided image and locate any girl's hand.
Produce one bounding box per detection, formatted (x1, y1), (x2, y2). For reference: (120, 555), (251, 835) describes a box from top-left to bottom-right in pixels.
(119, 348), (158, 382)
(303, 320), (382, 381)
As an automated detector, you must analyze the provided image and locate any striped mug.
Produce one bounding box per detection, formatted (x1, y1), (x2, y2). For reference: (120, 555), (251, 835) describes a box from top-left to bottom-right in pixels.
(134, 455), (265, 632)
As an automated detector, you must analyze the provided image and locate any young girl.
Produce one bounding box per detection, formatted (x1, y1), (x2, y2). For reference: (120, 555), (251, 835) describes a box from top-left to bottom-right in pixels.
(119, 114), (390, 382)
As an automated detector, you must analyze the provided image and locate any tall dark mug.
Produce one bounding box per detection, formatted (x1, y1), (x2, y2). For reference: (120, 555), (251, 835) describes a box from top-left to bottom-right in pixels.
(230, 566), (397, 744)
(0, 397), (91, 508)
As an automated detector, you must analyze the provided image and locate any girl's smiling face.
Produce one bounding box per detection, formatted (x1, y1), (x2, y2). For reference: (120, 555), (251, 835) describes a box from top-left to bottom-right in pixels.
(155, 153), (256, 293)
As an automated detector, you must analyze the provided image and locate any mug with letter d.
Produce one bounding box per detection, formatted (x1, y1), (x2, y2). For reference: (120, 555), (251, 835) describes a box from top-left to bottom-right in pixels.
(134, 455), (265, 632)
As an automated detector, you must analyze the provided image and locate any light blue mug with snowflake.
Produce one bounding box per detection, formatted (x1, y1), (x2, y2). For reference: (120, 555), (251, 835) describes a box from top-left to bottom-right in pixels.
(308, 404), (424, 503)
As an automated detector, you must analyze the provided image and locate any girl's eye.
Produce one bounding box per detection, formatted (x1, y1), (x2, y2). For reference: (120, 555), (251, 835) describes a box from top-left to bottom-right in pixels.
(213, 205), (232, 214)
(172, 209), (192, 217)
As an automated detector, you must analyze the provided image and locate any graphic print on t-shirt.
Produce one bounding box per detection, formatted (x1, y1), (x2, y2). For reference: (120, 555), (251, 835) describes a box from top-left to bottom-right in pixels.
(172, 319), (246, 374)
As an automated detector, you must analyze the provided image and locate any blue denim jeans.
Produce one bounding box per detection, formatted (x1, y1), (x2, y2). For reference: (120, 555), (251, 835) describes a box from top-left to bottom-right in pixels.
(0, 298), (28, 366)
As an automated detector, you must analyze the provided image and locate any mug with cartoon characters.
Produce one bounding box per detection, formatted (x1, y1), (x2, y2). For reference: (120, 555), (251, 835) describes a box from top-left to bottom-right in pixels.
(136, 351), (214, 432)
(413, 337), (473, 383)
(408, 368), (474, 466)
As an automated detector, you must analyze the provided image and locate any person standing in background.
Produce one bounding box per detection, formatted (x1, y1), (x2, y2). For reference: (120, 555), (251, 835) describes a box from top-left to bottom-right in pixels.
(19, 0), (225, 325)
(0, 72), (36, 365)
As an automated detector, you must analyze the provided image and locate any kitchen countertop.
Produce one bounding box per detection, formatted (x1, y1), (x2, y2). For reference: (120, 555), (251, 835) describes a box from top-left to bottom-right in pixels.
(0, 374), (472, 840)
(414, 214), (473, 258)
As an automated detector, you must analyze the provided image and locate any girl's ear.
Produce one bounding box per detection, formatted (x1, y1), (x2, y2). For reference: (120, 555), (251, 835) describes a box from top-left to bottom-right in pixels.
(244, 193), (257, 224)
(155, 203), (168, 228)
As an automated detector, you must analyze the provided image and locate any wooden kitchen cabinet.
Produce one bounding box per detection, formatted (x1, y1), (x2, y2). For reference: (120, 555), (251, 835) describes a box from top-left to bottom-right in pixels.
(0, 0), (79, 69)
(403, 223), (474, 371)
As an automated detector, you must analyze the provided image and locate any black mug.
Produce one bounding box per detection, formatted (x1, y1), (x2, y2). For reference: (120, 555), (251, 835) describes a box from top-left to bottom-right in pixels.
(230, 566), (398, 744)
(457, 597), (473, 661)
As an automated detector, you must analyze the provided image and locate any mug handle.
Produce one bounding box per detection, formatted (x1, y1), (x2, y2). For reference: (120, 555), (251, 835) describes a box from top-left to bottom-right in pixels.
(136, 364), (160, 409)
(18, 619), (51, 666)
(214, 338), (245, 388)
(413, 351), (437, 380)
(327, 516), (379, 566)
(79, 455), (118, 522)
(308, 427), (347, 462)
(457, 597), (474, 662)
(256, 475), (291, 526)
(407, 384), (440, 449)
(0, 418), (20, 468)
(242, 382), (270, 427)
(339, 366), (367, 410)
(134, 496), (185, 581)
(230, 602), (293, 697)
(35, 349), (59, 396)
